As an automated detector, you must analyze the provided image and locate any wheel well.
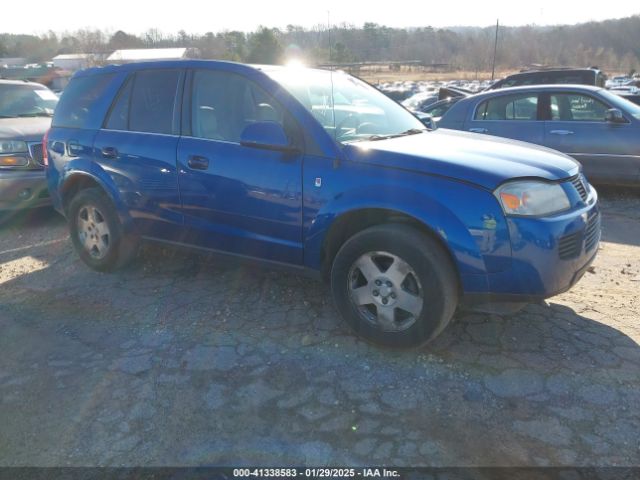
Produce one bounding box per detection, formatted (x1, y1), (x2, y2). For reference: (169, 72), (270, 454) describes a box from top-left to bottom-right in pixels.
(320, 208), (460, 287)
(61, 175), (103, 214)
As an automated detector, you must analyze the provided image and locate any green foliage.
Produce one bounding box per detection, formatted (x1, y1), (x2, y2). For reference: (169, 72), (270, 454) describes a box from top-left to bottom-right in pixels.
(108, 31), (145, 50)
(246, 27), (283, 65)
(332, 42), (353, 63)
(1, 15), (639, 71)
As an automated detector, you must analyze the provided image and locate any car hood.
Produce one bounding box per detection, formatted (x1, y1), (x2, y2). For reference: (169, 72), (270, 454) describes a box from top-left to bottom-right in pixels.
(0, 117), (51, 142)
(343, 129), (580, 190)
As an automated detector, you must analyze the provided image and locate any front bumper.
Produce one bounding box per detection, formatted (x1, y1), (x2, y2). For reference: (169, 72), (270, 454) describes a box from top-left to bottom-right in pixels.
(463, 189), (600, 302)
(0, 169), (51, 211)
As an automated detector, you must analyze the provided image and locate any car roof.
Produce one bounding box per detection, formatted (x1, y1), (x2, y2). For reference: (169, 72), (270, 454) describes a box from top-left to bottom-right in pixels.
(73, 60), (330, 78)
(0, 79), (47, 88)
(508, 67), (599, 75)
(469, 84), (604, 100)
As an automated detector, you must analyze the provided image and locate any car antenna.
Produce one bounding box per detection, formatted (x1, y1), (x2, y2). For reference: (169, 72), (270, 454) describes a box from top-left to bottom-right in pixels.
(328, 10), (340, 169)
(491, 19), (499, 82)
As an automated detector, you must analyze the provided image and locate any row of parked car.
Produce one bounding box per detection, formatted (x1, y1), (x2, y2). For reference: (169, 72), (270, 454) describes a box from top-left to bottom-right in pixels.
(381, 67), (640, 186)
(2, 66), (636, 216)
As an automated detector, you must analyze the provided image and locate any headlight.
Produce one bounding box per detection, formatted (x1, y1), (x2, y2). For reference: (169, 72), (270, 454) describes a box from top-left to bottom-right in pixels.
(495, 180), (570, 216)
(0, 156), (28, 167)
(0, 140), (28, 154)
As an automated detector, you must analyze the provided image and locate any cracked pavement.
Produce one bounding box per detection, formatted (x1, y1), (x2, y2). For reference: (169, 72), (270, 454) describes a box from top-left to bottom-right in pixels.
(0, 190), (639, 467)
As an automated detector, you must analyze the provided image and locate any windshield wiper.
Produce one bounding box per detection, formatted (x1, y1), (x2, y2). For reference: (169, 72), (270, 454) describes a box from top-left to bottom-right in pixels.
(367, 128), (426, 141)
(400, 128), (425, 135)
(17, 112), (53, 118)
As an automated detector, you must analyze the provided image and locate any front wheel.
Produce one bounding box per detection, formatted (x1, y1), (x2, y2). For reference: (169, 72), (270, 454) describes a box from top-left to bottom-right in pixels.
(330, 224), (458, 348)
(67, 188), (138, 272)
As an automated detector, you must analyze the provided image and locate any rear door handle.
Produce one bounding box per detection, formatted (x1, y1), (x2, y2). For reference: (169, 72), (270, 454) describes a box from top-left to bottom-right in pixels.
(67, 140), (82, 156)
(101, 146), (118, 158)
(187, 155), (209, 170)
(550, 130), (574, 135)
(469, 128), (488, 133)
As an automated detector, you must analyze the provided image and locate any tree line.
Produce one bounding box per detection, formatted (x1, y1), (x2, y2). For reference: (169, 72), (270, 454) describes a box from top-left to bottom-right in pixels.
(1, 15), (639, 73)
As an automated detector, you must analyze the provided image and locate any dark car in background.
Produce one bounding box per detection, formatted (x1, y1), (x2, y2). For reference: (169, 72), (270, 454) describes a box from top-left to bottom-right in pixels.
(489, 67), (606, 90)
(615, 93), (640, 106)
(438, 84), (640, 186)
(0, 80), (57, 211)
(422, 97), (462, 118)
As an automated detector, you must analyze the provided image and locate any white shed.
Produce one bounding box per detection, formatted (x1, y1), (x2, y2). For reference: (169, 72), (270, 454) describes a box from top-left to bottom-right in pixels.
(106, 48), (198, 64)
(52, 54), (99, 71)
(0, 57), (27, 68)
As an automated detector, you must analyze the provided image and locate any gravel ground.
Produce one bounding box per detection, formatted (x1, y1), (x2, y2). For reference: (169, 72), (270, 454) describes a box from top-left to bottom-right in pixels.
(0, 190), (639, 467)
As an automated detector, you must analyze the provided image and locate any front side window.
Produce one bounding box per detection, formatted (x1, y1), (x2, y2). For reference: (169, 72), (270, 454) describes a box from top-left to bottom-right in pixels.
(550, 93), (609, 122)
(474, 94), (538, 121)
(266, 68), (424, 143)
(128, 70), (180, 134)
(599, 89), (640, 120)
(190, 70), (288, 143)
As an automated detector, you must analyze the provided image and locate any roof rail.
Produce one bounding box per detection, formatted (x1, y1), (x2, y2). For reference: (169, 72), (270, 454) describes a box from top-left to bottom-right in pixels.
(518, 66), (586, 73)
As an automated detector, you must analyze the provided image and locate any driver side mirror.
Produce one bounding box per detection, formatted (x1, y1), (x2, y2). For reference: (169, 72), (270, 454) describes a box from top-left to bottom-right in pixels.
(605, 108), (626, 124)
(240, 122), (299, 153)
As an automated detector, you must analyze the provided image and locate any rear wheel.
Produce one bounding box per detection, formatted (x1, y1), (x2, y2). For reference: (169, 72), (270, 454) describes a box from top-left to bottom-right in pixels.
(330, 224), (458, 348)
(67, 188), (138, 271)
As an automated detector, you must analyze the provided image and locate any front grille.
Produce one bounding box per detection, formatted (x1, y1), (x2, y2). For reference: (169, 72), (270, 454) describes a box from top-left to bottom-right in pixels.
(558, 210), (600, 260)
(29, 143), (44, 166)
(584, 211), (600, 253)
(570, 174), (588, 202)
(558, 231), (582, 260)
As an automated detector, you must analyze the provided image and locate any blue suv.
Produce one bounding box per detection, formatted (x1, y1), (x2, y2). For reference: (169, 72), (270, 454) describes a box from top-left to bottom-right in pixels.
(46, 60), (600, 347)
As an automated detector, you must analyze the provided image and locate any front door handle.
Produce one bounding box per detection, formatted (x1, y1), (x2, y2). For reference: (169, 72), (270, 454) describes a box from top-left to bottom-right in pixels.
(187, 155), (209, 170)
(101, 146), (118, 158)
(469, 128), (488, 133)
(550, 130), (574, 135)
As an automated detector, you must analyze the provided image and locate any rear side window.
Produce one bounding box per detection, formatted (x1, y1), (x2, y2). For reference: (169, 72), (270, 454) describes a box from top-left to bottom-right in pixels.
(104, 77), (133, 130)
(128, 70), (180, 134)
(549, 72), (590, 85)
(474, 94), (538, 121)
(52, 73), (116, 128)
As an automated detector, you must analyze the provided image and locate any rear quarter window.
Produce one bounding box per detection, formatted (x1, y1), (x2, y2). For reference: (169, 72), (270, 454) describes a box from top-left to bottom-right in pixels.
(52, 73), (116, 129)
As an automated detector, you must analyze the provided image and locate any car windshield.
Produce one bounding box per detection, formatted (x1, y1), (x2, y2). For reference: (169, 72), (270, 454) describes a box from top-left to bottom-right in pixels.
(0, 84), (58, 118)
(266, 67), (425, 143)
(600, 89), (640, 120)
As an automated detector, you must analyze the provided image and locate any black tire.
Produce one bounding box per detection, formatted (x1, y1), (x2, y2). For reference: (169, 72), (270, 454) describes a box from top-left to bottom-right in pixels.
(67, 188), (138, 272)
(330, 223), (458, 348)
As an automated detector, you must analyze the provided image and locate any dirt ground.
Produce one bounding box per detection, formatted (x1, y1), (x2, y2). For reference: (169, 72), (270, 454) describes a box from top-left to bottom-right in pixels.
(0, 189), (639, 467)
(356, 68), (514, 84)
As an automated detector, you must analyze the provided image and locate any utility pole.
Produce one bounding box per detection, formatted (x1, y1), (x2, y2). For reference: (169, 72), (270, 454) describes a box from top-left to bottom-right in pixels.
(328, 11), (332, 65)
(491, 19), (499, 81)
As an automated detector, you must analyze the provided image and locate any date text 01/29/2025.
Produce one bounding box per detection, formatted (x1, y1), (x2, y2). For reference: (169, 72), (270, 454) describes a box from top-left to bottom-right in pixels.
(232, 468), (400, 478)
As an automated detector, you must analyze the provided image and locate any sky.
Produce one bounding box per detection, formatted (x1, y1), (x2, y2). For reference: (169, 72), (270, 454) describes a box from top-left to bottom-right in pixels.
(2, 0), (639, 35)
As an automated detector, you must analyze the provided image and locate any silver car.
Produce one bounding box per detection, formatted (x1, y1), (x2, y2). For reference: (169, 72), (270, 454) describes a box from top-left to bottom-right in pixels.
(0, 79), (57, 211)
(438, 85), (640, 186)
